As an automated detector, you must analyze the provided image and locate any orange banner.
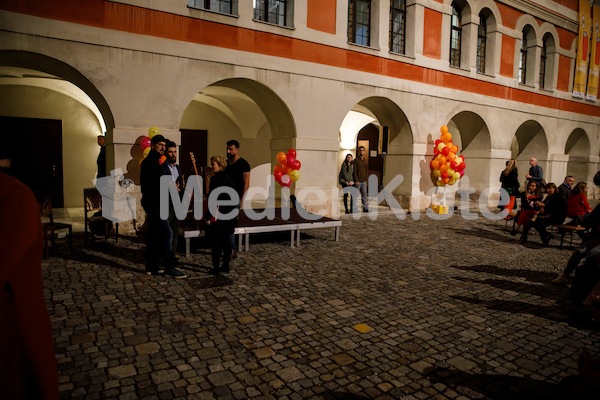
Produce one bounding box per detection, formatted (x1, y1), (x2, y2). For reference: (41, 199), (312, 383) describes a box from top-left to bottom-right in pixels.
(585, 4), (600, 101)
(573, 0), (592, 98)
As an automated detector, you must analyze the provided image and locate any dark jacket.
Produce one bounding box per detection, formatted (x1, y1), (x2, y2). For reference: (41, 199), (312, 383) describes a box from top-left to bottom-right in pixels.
(557, 182), (572, 202)
(520, 190), (542, 211)
(140, 150), (163, 209)
(353, 156), (368, 182)
(538, 193), (567, 225)
(528, 164), (543, 185)
(500, 168), (519, 195)
(207, 171), (238, 233)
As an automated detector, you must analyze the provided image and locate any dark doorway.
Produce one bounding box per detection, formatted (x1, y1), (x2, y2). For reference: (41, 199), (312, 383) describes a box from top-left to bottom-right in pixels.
(357, 123), (383, 189)
(180, 129), (208, 185)
(0, 116), (64, 207)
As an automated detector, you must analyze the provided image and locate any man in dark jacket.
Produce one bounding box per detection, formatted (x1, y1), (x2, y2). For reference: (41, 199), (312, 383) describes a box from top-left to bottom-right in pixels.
(353, 146), (369, 212)
(558, 175), (575, 202)
(162, 141), (184, 259)
(140, 134), (186, 278)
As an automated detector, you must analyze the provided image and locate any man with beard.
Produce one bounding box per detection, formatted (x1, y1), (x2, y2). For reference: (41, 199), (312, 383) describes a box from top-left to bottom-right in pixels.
(162, 141), (184, 261)
(140, 135), (186, 278)
(224, 140), (250, 258)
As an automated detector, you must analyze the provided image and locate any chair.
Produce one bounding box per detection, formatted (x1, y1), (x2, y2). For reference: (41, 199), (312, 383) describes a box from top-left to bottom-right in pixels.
(39, 197), (72, 257)
(84, 187), (119, 244)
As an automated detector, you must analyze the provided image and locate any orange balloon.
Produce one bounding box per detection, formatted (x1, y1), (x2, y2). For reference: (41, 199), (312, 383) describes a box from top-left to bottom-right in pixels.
(431, 159), (440, 169)
(448, 153), (456, 162)
(438, 155), (447, 165)
(440, 164), (448, 173)
(451, 145), (458, 153)
(443, 177), (450, 184)
(277, 152), (287, 165)
(440, 125), (449, 134)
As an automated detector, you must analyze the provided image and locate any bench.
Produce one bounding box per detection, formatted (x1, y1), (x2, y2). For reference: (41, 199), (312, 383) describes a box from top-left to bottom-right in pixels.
(552, 224), (587, 249)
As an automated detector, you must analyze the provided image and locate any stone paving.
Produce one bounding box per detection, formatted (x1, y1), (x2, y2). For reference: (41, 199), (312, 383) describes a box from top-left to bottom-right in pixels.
(43, 206), (600, 399)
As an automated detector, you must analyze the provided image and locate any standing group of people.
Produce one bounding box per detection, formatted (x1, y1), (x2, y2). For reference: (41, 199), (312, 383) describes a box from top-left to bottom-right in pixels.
(139, 136), (250, 278)
(338, 146), (369, 214)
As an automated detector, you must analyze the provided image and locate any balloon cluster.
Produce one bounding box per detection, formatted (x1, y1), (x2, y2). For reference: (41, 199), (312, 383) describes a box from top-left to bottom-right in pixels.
(273, 149), (301, 187)
(139, 126), (166, 164)
(430, 126), (466, 186)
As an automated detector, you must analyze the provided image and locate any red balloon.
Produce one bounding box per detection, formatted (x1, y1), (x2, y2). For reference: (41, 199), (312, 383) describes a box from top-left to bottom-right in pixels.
(287, 156), (296, 169)
(292, 159), (301, 170)
(273, 171), (283, 181)
(287, 149), (297, 158)
(435, 139), (441, 146)
(450, 161), (457, 169)
(442, 147), (450, 156)
(140, 136), (151, 150)
(434, 148), (440, 156)
(441, 171), (449, 179)
(274, 164), (285, 174)
(459, 170), (465, 177)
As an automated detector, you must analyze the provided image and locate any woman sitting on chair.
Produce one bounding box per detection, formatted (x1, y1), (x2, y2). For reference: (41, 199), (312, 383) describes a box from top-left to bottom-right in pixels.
(567, 182), (592, 226)
(511, 181), (542, 236)
(519, 182), (566, 246)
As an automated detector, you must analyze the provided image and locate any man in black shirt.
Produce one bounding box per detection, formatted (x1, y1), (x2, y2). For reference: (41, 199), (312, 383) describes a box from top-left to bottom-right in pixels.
(96, 135), (106, 178)
(558, 175), (575, 202)
(224, 140), (250, 258)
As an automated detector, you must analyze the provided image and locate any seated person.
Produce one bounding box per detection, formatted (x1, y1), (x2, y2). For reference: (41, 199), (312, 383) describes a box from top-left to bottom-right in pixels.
(511, 181), (542, 235)
(567, 182), (592, 226)
(519, 182), (566, 246)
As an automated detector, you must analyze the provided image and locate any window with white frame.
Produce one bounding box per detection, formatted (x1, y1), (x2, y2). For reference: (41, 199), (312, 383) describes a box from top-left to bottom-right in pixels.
(539, 38), (547, 89)
(476, 14), (487, 73)
(450, 3), (462, 67)
(390, 0), (406, 54)
(348, 0), (371, 46)
(253, 0), (292, 27)
(189, 0), (236, 15)
(518, 38), (527, 84)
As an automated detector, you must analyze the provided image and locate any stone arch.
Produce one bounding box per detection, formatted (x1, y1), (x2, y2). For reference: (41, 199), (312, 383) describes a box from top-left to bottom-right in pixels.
(179, 78), (296, 203)
(0, 50), (114, 132)
(511, 120), (548, 182)
(565, 128), (591, 180)
(446, 111), (491, 192)
(0, 50), (115, 207)
(338, 96), (413, 202)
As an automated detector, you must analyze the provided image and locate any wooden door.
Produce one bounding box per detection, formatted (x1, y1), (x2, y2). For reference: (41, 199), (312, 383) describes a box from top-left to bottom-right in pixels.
(0, 116), (64, 207)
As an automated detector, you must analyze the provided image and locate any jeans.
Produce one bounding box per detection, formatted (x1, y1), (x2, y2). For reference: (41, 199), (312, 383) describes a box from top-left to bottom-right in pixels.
(357, 181), (368, 210)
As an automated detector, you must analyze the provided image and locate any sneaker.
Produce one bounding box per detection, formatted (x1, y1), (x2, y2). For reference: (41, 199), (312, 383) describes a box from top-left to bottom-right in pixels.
(145, 266), (164, 275)
(165, 268), (187, 279)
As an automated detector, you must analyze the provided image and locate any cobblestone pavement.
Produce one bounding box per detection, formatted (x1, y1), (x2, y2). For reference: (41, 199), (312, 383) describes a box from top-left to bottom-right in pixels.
(43, 207), (600, 400)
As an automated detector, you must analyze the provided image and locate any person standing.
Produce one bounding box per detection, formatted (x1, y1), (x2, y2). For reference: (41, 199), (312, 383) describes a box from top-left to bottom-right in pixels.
(353, 146), (369, 212)
(339, 153), (355, 214)
(499, 159), (519, 219)
(0, 171), (59, 400)
(526, 156), (543, 186)
(207, 155), (238, 276)
(96, 135), (106, 178)
(140, 134), (186, 278)
(224, 140), (250, 257)
(162, 141), (184, 260)
(558, 175), (575, 202)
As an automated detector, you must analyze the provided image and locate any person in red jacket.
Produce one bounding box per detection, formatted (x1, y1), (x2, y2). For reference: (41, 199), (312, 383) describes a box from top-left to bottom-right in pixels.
(0, 171), (59, 400)
(567, 182), (593, 226)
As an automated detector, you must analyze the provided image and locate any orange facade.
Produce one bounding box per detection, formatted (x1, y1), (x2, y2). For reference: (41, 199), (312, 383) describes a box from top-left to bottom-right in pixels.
(307, 0), (336, 34)
(0, 0), (596, 117)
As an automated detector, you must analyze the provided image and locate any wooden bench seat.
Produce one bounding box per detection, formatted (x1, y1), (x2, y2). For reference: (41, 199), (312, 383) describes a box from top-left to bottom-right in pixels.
(552, 224), (587, 249)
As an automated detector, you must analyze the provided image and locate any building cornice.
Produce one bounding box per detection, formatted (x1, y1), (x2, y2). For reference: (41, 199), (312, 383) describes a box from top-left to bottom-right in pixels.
(498, 0), (578, 32)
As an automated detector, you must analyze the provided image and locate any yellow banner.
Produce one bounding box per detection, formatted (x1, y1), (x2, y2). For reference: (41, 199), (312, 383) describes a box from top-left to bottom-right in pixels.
(573, 0), (592, 98)
(585, 4), (600, 101)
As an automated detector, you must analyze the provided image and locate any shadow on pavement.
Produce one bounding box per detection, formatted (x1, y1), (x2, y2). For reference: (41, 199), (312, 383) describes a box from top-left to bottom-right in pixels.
(449, 264), (557, 283)
(423, 366), (573, 400)
(452, 276), (564, 299)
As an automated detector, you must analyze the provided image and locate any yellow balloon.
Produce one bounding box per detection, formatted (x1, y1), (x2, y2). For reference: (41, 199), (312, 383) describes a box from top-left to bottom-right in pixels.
(453, 172), (461, 180)
(143, 147), (151, 158)
(148, 126), (160, 138)
(433, 169), (441, 178)
(447, 169), (455, 176)
(289, 169), (301, 182)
